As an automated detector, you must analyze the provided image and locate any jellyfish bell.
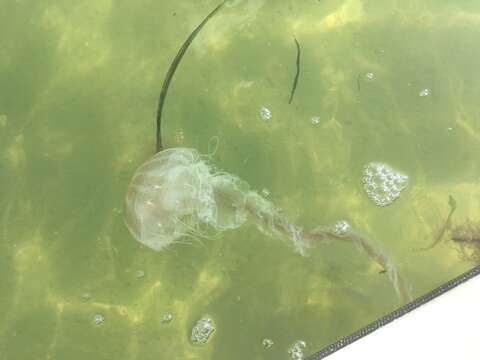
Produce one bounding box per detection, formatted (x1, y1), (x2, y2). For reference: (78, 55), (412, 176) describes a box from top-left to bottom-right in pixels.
(123, 148), (250, 251)
(124, 148), (212, 250)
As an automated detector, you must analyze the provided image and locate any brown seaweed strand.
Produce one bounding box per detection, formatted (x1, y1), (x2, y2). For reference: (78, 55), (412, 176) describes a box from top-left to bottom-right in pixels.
(288, 37), (301, 104)
(422, 195), (457, 250)
(155, 1), (227, 153)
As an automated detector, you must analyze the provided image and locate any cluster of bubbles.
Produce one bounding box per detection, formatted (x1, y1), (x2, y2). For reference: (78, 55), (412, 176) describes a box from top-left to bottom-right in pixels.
(259, 106), (272, 120)
(365, 72), (376, 81)
(288, 340), (307, 360)
(191, 317), (215, 344)
(419, 88), (431, 97)
(262, 338), (274, 348)
(93, 313), (105, 326)
(362, 162), (409, 207)
(332, 219), (352, 236)
(161, 313), (173, 324)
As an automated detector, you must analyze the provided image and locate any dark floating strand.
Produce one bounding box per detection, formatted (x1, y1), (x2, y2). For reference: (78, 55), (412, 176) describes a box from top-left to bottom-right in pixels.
(288, 37), (301, 104)
(422, 195), (457, 251)
(155, 1), (227, 153)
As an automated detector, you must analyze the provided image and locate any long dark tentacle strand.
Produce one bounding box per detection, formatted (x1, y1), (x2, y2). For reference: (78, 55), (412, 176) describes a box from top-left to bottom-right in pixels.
(155, 1), (227, 153)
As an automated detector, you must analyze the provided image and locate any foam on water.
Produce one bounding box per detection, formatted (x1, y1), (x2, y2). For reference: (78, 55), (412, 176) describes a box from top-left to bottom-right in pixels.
(288, 340), (307, 360)
(362, 162), (408, 207)
(191, 317), (215, 344)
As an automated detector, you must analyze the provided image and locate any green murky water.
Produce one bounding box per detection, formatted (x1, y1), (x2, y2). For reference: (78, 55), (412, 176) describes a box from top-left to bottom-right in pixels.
(1, 0), (480, 359)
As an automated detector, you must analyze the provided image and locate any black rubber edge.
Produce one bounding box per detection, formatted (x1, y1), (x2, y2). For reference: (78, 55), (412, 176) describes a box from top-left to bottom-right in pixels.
(306, 264), (480, 359)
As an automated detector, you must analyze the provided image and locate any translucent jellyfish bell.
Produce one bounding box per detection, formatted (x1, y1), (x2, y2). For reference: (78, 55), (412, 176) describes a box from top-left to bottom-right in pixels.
(124, 148), (249, 251)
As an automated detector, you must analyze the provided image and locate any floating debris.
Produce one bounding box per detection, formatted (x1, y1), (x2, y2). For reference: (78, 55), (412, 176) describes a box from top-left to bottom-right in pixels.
(155, 1), (227, 152)
(451, 220), (480, 263)
(161, 313), (173, 324)
(311, 116), (321, 125)
(365, 72), (375, 81)
(419, 88), (431, 97)
(362, 162), (408, 207)
(260, 106), (272, 121)
(191, 317), (215, 344)
(261, 188), (270, 197)
(422, 195), (457, 250)
(262, 338), (274, 348)
(288, 340), (307, 360)
(93, 313), (105, 326)
(288, 37), (301, 104)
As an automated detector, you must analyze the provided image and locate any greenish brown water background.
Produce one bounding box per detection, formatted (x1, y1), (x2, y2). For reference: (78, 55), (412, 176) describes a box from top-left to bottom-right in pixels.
(1, 0), (480, 358)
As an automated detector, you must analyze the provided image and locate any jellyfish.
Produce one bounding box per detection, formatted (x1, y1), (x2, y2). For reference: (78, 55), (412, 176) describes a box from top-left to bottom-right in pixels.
(124, 147), (411, 302)
(123, 1), (411, 303)
(123, 147), (306, 254)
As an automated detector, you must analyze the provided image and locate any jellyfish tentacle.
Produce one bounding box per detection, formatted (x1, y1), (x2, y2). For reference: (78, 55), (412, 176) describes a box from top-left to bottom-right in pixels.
(304, 229), (412, 303)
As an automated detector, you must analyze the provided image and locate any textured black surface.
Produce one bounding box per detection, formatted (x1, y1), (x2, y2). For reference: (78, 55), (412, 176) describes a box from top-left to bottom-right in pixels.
(307, 265), (480, 359)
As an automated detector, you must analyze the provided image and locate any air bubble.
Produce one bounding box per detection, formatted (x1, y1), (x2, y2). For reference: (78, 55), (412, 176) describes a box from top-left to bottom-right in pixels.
(332, 220), (351, 236)
(362, 162), (408, 206)
(136, 270), (145, 280)
(260, 106), (272, 121)
(93, 313), (105, 326)
(288, 340), (307, 360)
(419, 88), (431, 97)
(161, 313), (173, 324)
(365, 72), (375, 81)
(262, 338), (274, 348)
(311, 116), (321, 125)
(191, 317), (215, 344)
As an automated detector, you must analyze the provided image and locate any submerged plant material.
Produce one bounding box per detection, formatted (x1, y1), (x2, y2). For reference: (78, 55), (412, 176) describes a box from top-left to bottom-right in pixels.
(288, 37), (301, 104)
(422, 195), (457, 250)
(450, 220), (480, 263)
(155, 1), (227, 152)
(124, 148), (411, 302)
